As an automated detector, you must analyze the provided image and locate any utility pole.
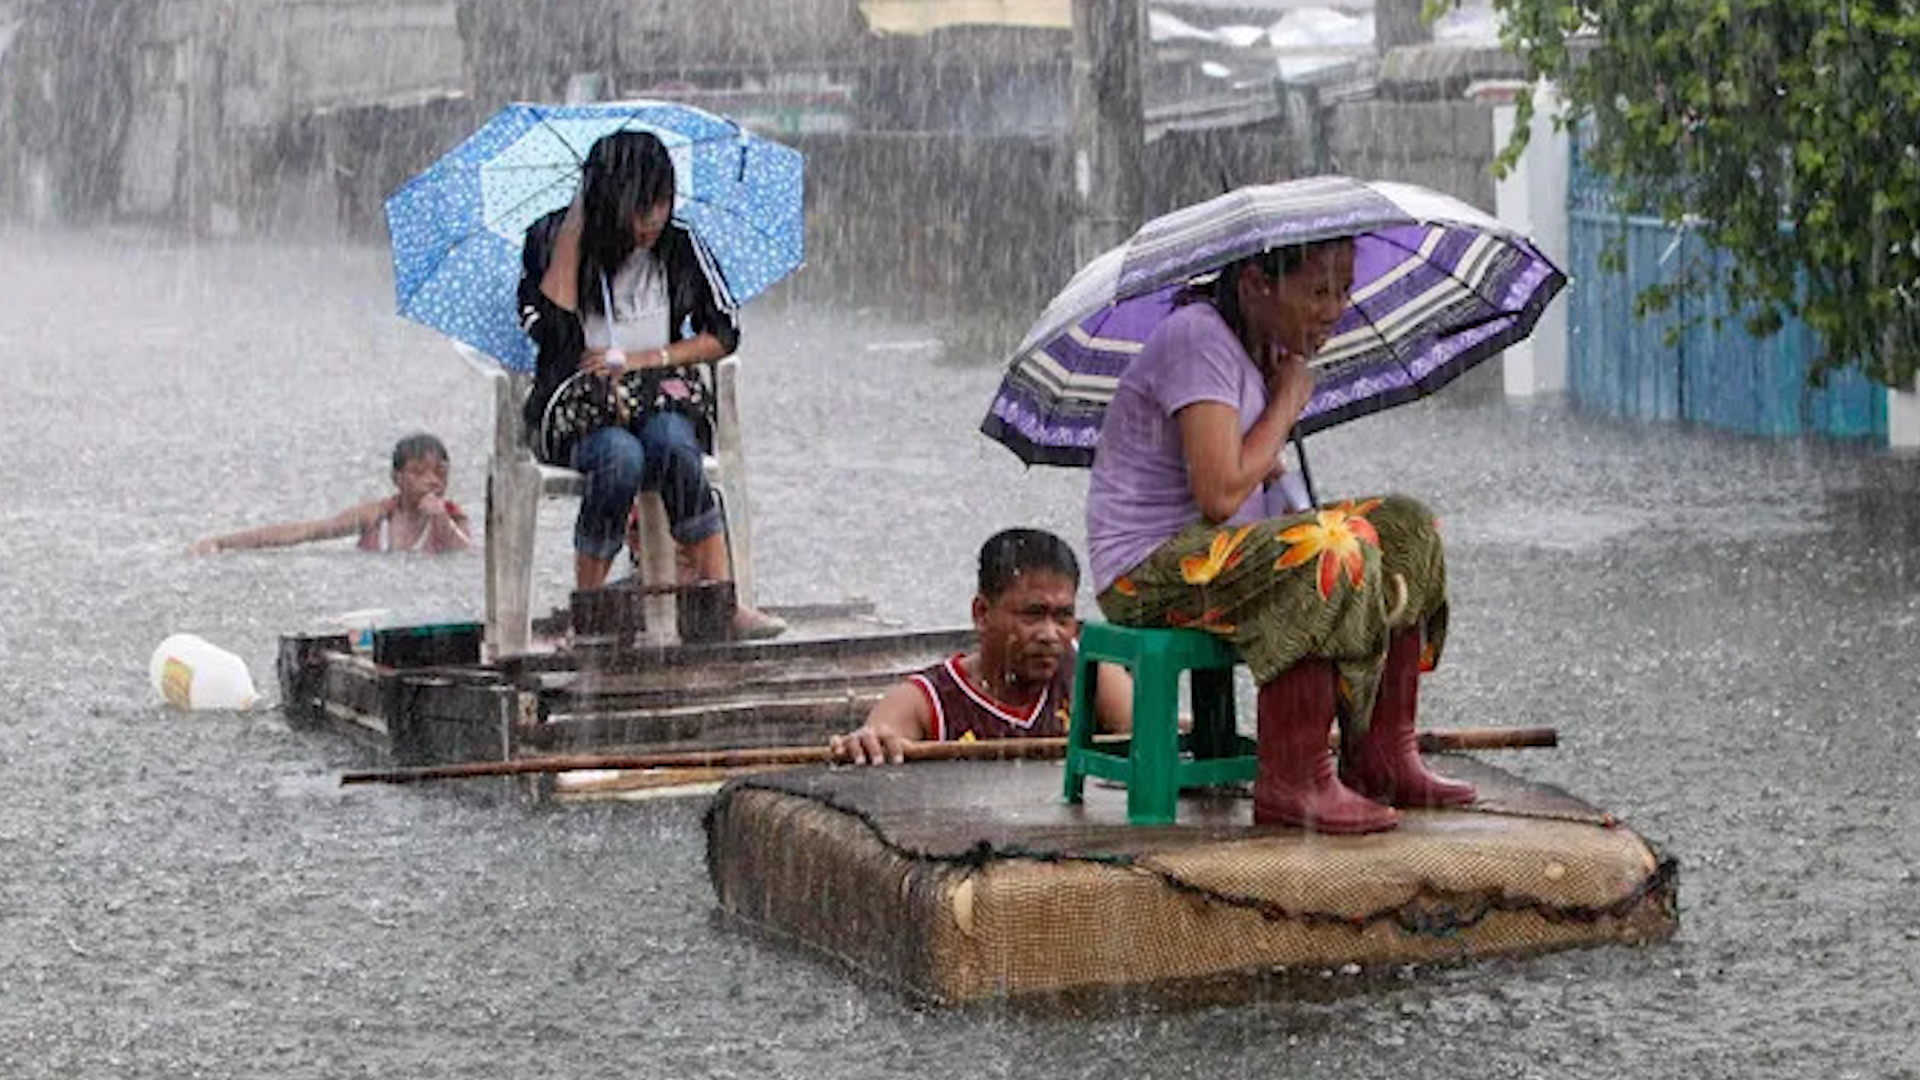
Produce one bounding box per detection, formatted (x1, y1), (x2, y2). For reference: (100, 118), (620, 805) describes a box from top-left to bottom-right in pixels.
(1070, 0), (1145, 266)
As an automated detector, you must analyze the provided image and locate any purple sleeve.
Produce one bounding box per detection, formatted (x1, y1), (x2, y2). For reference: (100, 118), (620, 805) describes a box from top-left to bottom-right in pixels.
(1148, 310), (1247, 417)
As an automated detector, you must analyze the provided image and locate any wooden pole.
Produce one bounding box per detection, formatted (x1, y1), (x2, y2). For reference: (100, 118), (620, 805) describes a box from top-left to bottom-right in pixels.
(1070, 0), (1146, 267)
(339, 726), (1557, 786)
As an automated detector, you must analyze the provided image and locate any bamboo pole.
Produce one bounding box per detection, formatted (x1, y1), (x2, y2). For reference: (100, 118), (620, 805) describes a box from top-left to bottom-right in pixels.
(552, 763), (792, 796)
(339, 726), (1556, 786)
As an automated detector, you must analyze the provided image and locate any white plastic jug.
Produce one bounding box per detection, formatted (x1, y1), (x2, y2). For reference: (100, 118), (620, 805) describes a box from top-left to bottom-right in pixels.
(149, 633), (259, 711)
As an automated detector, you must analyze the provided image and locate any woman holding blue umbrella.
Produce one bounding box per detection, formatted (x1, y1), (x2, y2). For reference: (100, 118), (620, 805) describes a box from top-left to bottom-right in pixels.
(1089, 240), (1475, 835)
(518, 130), (783, 638)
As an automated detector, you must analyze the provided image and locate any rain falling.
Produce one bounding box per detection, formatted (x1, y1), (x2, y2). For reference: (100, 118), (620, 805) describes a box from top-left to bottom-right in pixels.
(1, 0), (1917, 1077)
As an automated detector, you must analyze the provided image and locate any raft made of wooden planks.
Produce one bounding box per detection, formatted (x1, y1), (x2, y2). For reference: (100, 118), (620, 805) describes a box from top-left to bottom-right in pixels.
(277, 605), (974, 803)
(705, 757), (1677, 1004)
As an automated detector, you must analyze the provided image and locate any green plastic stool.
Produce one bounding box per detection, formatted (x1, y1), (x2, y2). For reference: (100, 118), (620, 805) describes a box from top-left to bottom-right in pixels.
(1064, 622), (1257, 825)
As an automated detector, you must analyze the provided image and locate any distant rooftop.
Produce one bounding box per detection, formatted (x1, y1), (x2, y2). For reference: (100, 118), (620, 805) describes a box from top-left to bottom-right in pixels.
(858, 1), (1504, 77)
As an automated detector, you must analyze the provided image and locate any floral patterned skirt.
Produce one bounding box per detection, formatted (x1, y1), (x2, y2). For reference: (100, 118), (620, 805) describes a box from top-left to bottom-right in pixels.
(1097, 494), (1448, 731)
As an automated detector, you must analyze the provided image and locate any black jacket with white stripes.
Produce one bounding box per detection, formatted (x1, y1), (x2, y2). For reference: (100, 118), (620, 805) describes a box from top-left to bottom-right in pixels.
(516, 207), (740, 462)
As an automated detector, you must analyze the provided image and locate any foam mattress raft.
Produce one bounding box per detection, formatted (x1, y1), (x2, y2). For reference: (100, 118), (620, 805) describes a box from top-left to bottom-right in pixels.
(704, 757), (1677, 1003)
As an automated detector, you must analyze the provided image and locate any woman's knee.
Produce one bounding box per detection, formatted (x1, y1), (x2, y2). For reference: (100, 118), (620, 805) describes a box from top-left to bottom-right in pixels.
(656, 439), (707, 482)
(1364, 494), (1444, 623)
(1368, 494), (1443, 552)
(575, 433), (646, 514)
(1373, 493), (1435, 527)
(577, 429), (645, 484)
(639, 410), (701, 453)
(641, 413), (710, 485)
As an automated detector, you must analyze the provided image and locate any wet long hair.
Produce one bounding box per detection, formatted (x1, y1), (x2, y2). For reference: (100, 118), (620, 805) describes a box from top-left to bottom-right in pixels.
(978, 528), (1081, 600)
(576, 131), (676, 319)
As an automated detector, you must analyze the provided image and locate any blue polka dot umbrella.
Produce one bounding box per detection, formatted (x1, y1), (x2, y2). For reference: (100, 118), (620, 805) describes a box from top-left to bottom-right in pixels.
(386, 100), (806, 372)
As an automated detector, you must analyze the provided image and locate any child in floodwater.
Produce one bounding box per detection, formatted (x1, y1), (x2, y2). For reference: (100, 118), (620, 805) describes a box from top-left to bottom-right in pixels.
(189, 433), (473, 556)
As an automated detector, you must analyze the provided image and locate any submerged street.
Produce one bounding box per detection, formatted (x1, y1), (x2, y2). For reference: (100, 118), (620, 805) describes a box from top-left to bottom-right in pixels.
(1, 227), (1917, 1078)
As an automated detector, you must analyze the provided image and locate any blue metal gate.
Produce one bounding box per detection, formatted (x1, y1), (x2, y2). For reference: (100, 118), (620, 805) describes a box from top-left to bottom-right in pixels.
(1565, 132), (1887, 442)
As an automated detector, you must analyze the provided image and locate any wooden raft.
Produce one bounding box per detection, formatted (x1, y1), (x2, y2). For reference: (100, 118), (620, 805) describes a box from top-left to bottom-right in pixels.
(277, 611), (974, 803)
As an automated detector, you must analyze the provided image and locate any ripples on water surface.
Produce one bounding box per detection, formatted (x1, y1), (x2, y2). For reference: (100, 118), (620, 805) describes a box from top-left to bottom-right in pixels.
(2, 228), (1916, 1079)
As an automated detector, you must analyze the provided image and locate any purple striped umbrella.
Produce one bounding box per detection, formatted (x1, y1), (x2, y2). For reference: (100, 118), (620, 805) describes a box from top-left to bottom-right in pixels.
(981, 176), (1566, 467)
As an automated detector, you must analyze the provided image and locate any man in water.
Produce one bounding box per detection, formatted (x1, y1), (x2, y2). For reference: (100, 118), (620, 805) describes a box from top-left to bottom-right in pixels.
(830, 528), (1131, 764)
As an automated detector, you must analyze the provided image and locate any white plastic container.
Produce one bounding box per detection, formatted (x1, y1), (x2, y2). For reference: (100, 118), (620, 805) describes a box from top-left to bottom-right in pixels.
(149, 633), (259, 711)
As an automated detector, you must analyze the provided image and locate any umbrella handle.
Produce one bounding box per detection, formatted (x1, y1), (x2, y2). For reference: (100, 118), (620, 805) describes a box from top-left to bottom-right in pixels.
(1293, 435), (1317, 509)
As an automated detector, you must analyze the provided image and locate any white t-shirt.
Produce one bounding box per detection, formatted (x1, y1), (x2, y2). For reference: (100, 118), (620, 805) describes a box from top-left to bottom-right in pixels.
(582, 249), (670, 354)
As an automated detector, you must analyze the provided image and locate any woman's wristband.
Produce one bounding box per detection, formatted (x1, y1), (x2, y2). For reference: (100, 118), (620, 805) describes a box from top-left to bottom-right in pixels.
(656, 346), (672, 368)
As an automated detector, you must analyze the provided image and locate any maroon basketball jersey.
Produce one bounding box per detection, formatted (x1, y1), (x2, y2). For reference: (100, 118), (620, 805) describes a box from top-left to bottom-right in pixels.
(908, 654), (1074, 742)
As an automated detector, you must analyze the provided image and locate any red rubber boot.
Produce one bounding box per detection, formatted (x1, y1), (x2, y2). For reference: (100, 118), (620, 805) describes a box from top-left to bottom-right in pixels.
(1253, 659), (1399, 834)
(1340, 629), (1477, 808)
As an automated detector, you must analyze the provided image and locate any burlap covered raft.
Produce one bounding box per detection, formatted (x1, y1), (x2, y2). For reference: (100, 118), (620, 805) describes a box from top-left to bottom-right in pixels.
(704, 758), (1677, 1003)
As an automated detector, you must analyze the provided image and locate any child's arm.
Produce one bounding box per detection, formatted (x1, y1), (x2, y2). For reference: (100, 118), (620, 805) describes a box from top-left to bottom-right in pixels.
(418, 494), (473, 553)
(190, 501), (379, 555)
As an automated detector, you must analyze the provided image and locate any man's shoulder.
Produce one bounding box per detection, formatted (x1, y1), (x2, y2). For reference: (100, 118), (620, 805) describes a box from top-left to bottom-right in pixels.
(912, 654), (964, 684)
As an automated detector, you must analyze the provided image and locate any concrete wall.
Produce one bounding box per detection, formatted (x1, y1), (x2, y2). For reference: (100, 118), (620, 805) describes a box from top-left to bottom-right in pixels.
(785, 133), (1072, 323)
(456, 0), (866, 99)
(1324, 99), (1495, 212)
(0, 0), (464, 230)
(0, 0), (147, 221)
(1488, 82), (1569, 396)
(226, 0), (464, 126)
(784, 124), (1306, 327)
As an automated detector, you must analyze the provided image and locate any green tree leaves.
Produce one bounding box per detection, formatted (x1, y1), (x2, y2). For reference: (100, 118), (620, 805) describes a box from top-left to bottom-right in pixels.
(1456, 0), (1920, 385)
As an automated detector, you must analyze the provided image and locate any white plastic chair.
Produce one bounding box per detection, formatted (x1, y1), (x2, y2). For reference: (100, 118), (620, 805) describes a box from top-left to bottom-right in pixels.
(469, 345), (756, 656)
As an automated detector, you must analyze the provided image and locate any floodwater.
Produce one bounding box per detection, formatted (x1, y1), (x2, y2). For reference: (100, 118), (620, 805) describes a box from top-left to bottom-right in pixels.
(2, 226), (1917, 1079)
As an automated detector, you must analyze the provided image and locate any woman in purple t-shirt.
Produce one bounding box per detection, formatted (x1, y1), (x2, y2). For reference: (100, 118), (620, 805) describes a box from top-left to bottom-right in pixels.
(1086, 240), (1473, 834)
